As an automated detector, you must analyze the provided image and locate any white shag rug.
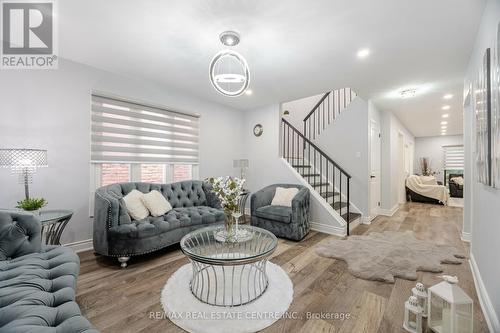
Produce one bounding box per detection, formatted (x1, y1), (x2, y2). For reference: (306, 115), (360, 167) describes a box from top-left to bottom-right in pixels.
(160, 262), (293, 333)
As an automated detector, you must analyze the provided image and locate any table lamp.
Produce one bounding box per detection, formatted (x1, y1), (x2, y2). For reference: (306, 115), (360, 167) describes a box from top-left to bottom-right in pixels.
(0, 148), (48, 200)
(233, 159), (249, 180)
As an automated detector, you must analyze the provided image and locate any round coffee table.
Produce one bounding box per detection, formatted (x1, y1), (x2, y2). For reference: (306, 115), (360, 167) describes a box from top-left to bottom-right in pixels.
(180, 224), (277, 307)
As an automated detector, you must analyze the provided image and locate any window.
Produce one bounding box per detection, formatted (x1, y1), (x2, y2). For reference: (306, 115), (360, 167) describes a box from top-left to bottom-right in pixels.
(89, 94), (200, 215)
(443, 145), (464, 186)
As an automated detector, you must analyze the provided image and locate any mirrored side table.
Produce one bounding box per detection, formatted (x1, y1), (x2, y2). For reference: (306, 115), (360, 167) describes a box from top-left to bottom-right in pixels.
(39, 210), (73, 245)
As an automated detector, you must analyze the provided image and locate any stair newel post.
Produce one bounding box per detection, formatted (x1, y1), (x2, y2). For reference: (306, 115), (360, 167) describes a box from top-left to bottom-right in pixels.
(303, 121), (306, 150)
(339, 172), (342, 220)
(347, 177), (350, 236)
(326, 160), (329, 203)
(319, 155), (323, 196)
(282, 120), (285, 159)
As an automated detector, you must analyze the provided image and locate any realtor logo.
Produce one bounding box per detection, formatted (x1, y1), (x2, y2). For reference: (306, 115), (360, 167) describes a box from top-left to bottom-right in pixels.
(1, 0), (57, 69)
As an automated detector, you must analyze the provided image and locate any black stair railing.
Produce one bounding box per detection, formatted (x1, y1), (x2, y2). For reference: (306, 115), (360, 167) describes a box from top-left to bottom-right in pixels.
(282, 118), (352, 235)
(303, 88), (356, 141)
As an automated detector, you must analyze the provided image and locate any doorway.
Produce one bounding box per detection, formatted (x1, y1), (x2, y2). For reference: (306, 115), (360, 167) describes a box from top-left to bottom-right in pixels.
(398, 132), (406, 204)
(370, 120), (381, 217)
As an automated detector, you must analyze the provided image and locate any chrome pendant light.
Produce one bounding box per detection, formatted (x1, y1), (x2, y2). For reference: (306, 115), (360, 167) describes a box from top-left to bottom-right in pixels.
(209, 31), (250, 97)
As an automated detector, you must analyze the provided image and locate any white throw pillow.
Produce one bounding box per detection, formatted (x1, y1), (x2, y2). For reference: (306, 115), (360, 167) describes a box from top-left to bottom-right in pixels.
(142, 190), (172, 217)
(271, 187), (299, 207)
(123, 189), (150, 220)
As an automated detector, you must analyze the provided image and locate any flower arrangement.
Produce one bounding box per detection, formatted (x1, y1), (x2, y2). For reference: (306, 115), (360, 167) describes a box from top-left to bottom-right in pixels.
(208, 176), (245, 234)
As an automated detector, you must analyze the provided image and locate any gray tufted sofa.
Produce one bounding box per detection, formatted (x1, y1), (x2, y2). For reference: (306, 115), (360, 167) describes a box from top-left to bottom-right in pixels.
(93, 180), (224, 267)
(251, 184), (310, 241)
(0, 211), (99, 333)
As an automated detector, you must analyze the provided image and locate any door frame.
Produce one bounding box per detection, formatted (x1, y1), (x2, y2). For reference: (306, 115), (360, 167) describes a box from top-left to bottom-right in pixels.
(369, 119), (381, 218)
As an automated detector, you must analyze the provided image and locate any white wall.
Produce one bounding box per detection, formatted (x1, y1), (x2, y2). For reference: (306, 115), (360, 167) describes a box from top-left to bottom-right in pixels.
(380, 111), (415, 212)
(0, 59), (244, 245)
(281, 93), (323, 131)
(414, 135), (463, 183)
(315, 98), (369, 216)
(242, 104), (345, 232)
(463, 0), (500, 330)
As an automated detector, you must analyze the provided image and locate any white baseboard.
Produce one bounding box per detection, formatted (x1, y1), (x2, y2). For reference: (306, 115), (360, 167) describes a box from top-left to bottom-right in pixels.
(378, 204), (399, 217)
(63, 239), (93, 253)
(361, 215), (376, 225)
(469, 254), (500, 333)
(461, 231), (471, 243)
(310, 221), (346, 237)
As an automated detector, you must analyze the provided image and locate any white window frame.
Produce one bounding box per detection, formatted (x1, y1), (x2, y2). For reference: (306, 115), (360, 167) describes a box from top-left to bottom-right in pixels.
(89, 163), (199, 217)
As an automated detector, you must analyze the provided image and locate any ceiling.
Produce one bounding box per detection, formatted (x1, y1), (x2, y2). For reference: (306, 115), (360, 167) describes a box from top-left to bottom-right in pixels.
(58, 0), (486, 137)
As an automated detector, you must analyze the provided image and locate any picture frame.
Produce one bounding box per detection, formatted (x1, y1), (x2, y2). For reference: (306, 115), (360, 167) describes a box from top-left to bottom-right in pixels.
(491, 22), (500, 188)
(474, 48), (492, 186)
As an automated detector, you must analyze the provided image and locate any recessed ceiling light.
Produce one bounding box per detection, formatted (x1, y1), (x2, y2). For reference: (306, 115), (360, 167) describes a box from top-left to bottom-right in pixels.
(441, 126), (447, 129)
(441, 121), (448, 125)
(441, 132), (446, 135)
(400, 89), (417, 98)
(443, 94), (453, 100)
(357, 48), (370, 58)
(442, 105), (450, 110)
(219, 31), (240, 46)
(442, 114), (449, 118)
(245, 89), (253, 96)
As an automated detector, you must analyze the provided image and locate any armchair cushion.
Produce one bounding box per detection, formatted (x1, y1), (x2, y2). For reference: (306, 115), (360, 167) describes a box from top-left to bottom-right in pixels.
(255, 205), (292, 224)
(271, 187), (299, 207)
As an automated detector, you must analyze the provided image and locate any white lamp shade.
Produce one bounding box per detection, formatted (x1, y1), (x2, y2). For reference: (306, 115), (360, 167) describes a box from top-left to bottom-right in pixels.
(0, 149), (48, 168)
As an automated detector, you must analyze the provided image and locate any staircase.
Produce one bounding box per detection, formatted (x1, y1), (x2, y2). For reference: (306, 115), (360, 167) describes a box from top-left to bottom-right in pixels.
(282, 88), (360, 235)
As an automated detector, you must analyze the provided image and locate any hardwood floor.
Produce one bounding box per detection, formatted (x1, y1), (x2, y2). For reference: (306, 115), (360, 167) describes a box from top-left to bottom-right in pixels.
(77, 203), (489, 332)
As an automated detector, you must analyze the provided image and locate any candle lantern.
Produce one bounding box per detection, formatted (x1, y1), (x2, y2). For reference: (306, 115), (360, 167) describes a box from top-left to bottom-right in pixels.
(412, 282), (429, 317)
(403, 295), (423, 333)
(428, 275), (473, 333)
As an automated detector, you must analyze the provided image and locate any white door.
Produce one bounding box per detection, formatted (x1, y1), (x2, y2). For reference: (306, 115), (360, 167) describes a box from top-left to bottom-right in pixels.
(370, 121), (381, 216)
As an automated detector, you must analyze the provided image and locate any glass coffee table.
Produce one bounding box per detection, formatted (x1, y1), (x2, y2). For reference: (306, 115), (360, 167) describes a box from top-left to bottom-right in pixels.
(180, 224), (277, 307)
(39, 210), (73, 245)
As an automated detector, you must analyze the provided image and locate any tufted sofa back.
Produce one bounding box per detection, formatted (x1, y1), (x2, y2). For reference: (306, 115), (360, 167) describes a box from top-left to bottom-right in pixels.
(0, 212), (42, 260)
(99, 180), (214, 209)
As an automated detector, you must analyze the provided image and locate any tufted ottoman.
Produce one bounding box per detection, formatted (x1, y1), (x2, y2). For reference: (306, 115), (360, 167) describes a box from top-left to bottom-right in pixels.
(0, 212), (99, 333)
(93, 180), (225, 267)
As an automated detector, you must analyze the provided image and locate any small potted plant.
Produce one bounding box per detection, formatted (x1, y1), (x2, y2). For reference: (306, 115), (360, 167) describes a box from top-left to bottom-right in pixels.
(16, 198), (47, 215)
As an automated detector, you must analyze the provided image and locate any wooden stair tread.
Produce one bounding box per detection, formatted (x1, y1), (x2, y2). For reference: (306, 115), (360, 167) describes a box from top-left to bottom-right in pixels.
(301, 173), (320, 177)
(320, 191), (339, 198)
(310, 182), (330, 187)
(331, 201), (348, 210)
(292, 165), (312, 168)
(342, 212), (361, 223)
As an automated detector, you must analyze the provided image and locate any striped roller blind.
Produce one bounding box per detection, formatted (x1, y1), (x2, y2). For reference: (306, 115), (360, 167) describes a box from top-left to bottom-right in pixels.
(91, 94), (199, 164)
(443, 145), (464, 170)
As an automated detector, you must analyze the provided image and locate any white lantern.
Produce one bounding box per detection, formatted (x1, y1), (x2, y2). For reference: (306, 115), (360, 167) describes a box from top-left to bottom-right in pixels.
(412, 282), (429, 317)
(428, 275), (473, 333)
(403, 295), (423, 333)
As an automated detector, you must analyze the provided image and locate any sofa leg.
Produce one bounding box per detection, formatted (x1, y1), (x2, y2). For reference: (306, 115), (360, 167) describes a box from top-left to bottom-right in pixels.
(118, 256), (130, 268)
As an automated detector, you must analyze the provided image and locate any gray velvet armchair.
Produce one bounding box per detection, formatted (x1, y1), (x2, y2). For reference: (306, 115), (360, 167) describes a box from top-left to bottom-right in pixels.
(250, 184), (310, 241)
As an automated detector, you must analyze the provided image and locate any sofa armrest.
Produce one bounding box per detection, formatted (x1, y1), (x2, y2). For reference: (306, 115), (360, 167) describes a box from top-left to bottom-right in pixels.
(0, 212), (42, 260)
(291, 187), (310, 224)
(250, 185), (276, 215)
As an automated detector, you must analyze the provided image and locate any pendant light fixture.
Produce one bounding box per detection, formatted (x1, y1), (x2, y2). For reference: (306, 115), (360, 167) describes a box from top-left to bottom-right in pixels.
(209, 31), (250, 97)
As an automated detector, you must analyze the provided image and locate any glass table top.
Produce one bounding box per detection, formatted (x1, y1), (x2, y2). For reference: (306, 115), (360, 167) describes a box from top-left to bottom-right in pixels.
(38, 210), (73, 225)
(180, 224), (278, 265)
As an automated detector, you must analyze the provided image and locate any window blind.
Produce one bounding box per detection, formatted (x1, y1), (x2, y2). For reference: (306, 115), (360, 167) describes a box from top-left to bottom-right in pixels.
(443, 145), (464, 170)
(91, 94), (199, 164)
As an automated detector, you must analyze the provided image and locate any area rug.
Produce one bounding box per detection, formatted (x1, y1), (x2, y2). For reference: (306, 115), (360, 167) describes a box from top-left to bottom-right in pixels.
(316, 231), (466, 283)
(448, 197), (464, 207)
(160, 262), (293, 333)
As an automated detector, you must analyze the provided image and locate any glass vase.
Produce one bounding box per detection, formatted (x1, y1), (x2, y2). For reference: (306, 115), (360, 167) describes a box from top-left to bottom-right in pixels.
(224, 211), (235, 240)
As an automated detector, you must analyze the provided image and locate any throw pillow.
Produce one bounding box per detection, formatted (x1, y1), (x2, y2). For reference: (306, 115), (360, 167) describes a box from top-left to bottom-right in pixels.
(450, 176), (464, 186)
(271, 187), (299, 207)
(142, 190), (172, 217)
(123, 189), (150, 220)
